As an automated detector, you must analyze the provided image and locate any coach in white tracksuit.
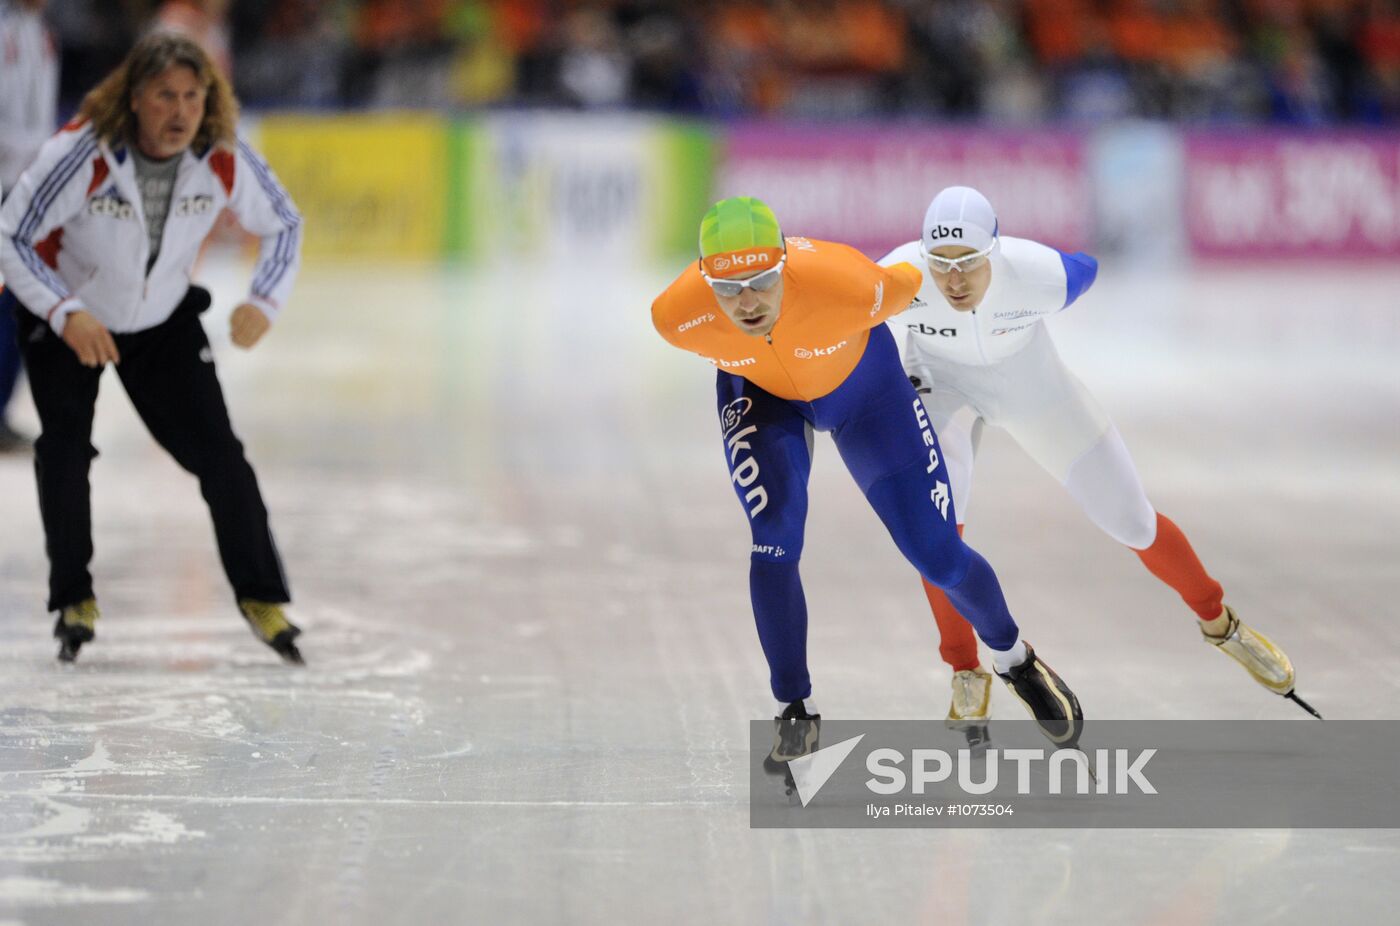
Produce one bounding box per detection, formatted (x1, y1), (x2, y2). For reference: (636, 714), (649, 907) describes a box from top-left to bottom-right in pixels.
(880, 186), (1300, 714)
(0, 32), (303, 651)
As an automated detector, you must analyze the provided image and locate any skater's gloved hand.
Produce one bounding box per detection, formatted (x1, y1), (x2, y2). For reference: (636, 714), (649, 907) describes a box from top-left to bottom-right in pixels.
(62, 311), (121, 368)
(230, 303), (271, 349)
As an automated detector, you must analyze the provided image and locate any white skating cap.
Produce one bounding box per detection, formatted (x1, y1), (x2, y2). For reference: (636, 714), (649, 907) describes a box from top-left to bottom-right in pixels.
(922, 186), (999, 253)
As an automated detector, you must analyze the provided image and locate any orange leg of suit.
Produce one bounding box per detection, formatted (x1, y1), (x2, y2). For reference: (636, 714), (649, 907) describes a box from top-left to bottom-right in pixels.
(924, 515), (1224, 670)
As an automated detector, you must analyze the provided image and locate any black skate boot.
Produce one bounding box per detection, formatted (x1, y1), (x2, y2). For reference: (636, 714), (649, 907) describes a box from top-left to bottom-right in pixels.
(763, 701), (821, 796)
(238, 600), (304, 665)
(995, 642), (1083, 749)
(53, 598), (100, 663)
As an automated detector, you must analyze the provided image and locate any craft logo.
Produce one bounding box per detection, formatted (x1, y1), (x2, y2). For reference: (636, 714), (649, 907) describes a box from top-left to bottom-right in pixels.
(678, 312), (716, 333)
(751, 544), (786, 557)
(870, 281), (885, 317)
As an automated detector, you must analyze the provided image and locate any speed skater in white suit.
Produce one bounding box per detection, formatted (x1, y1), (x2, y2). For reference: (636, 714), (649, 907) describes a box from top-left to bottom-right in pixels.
(880, 186), (1320, 739)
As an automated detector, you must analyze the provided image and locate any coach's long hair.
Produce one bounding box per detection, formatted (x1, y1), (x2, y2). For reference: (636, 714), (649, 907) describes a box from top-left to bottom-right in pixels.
(78, 32), (238, 151)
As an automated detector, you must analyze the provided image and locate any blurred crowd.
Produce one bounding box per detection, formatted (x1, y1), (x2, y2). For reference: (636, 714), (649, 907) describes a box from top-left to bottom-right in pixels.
(42, 0), (1400, 123)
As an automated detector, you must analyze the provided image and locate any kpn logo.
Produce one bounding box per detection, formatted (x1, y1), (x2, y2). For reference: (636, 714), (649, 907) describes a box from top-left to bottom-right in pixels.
(786, 734), (1158, 807)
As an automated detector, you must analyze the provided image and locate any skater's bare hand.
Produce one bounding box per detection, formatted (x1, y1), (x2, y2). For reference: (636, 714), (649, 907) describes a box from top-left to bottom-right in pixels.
(61, 311), (120, 367)
(230, 303), (271, 349)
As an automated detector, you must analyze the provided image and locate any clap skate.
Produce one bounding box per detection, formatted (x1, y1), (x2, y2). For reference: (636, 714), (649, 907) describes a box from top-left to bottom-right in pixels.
(763, 700), (821, 798)
(1202, 606), (1321, 718)
(946, 666), (993, 754)
(238, 600), (305, 665)
(53, 598), (100, 663)
(995, 642), (1084, 749)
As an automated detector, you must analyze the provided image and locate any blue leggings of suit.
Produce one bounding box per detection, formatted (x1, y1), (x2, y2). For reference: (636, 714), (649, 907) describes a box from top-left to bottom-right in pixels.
(717, 323), (1019, 703)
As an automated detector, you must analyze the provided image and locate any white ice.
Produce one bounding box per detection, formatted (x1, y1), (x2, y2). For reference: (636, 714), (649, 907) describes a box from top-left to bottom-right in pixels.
(1, 252), (1398, 924)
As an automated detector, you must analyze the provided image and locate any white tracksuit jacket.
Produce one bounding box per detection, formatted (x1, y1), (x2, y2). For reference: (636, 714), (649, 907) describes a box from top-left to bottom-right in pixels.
(0, 120), (301, 335)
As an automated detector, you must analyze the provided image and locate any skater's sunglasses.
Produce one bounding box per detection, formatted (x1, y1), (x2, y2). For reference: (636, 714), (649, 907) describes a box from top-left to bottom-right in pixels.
(701, 257), (786, 298)
(920, 240), (997, 274)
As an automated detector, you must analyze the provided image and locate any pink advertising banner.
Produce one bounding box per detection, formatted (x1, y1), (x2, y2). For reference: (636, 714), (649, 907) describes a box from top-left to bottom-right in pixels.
(1185, 132), (1400, 258)
(717, 124), (1092, 257)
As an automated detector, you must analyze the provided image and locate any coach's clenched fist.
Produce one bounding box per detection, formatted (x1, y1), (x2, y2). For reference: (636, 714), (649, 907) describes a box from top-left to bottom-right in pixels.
(230, 302), (271, 349)
(61, 310), (121, 367)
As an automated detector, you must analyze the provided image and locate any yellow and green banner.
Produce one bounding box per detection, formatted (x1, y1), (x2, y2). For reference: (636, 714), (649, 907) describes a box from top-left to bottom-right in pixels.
(257, 114), (450, 260)
(256, 112), (714, 262)
(446, 114), (715, 262)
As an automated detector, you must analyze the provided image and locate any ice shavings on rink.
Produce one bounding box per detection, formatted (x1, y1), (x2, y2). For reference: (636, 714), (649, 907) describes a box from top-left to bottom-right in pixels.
(0, 877), (149, 906)
(0, 256), (1398, 922)
(0, 603), (434, 883)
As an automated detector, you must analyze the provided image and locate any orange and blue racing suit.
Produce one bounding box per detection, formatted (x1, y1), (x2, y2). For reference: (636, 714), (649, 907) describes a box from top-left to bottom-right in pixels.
(653, 237), (1021, 702)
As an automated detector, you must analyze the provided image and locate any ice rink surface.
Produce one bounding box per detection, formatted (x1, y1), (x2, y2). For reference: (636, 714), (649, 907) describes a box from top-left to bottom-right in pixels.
(2, 253), (1399, 924)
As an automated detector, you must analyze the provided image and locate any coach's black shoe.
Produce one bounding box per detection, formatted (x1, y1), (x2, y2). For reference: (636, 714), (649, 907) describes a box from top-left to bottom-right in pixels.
(996, 642), (1083, 749)
(238, 600), (304, 665)
(54, 598), (100, 663)
(763, 700), (821, 783)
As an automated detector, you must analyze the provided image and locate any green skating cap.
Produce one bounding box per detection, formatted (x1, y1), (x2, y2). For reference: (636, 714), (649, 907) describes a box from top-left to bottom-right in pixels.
(698, 197), (784, 279)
